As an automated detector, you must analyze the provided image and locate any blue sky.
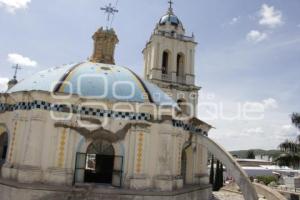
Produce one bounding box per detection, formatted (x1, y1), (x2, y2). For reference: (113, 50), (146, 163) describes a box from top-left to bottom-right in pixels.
(0, 0), (299, 151)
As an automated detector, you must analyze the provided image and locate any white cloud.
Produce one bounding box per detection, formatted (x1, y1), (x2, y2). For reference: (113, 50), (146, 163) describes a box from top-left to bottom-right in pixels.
(229, 17), (240, 25)
(245, 98), (278, 111)
(8, 53), (37, 67)
(281, 124), (293, 131)
(247, 30), (268, 43)
(259, 4), (283, 28)
(0, 0), (31, 13)
(297, 24), (300, 28)
(262, 98), (278, 109)
(244, 127), (264, 135)
(276, 124), (299, 140)
(0, 78), (9, 92)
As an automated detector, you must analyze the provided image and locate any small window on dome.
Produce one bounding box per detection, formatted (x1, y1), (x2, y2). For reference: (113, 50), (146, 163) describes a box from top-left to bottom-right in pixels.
(101, 67), (112, 71)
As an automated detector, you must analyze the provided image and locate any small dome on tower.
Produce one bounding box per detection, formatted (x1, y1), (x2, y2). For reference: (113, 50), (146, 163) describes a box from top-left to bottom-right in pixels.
(159, 1), (182, 27)
(159, 13), (182, 26)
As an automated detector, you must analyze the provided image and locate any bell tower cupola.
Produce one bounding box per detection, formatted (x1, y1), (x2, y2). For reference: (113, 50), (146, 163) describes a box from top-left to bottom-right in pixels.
(143, 1), (200, 116)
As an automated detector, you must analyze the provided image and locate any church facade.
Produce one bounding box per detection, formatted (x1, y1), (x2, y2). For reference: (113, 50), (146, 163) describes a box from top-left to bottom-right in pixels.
(0, 3), (214, 200)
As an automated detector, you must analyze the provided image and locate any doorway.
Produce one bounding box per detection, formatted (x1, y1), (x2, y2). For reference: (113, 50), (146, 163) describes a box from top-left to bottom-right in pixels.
(84, 140), (115, 184)
(0, 132), (8, 164)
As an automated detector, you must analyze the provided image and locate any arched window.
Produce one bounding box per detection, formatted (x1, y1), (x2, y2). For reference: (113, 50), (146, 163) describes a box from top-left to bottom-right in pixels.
(162, 51), (169, 74)
(176, 53), (185, 77)
(0, 132), (8, 163)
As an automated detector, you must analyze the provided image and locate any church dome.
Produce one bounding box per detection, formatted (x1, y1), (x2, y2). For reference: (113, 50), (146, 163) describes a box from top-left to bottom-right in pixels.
(159, 13), (182, 26)
(8, 62), (177, 107)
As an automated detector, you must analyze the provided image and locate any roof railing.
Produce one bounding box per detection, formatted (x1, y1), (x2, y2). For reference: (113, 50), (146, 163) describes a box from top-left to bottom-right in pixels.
(155, 31), (194, 42)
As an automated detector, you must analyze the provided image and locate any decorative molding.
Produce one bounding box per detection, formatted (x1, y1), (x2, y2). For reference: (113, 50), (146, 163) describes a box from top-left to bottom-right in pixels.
(135, 133), (144, 174)
(8, 121), (18, 163)
(55, 119), (150, 143)
(57, 128), (68, 168)
(172, 120), (202, 134)
(177, 137), (183, 174)
(0, 102), (204, 136)
(0, 101), (151, 121)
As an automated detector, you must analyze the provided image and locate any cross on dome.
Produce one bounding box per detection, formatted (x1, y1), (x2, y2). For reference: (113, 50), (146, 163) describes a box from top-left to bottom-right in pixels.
(168, 0), (173, 9)
(100, 2), (119, 29)
(12, 64), (22, 80)
(168, 0), (174, 13)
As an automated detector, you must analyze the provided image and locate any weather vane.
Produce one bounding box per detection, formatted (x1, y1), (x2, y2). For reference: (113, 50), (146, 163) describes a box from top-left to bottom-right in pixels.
(12, 64), (22, 80)
(101, 2), (119, 29)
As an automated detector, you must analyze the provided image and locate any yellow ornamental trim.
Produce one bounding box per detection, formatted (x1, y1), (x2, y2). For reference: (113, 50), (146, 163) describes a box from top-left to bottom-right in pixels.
(8, 121), (18, 163)
(57, 128), (67, 168)
(136, 133), (144, 174)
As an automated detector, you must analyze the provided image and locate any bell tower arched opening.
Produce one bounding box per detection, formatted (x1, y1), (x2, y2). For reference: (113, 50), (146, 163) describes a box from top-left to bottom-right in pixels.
(176, 53), (185, 77)
(162, 50), (170, 75)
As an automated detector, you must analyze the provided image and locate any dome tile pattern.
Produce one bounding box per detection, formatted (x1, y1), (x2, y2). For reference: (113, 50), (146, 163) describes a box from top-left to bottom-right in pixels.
(9, 62), (177, 107)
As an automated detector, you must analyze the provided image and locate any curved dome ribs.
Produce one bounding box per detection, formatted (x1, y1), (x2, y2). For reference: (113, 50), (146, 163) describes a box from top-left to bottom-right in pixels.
(53, 62), (84, 93)
(123, 67), (154, 103)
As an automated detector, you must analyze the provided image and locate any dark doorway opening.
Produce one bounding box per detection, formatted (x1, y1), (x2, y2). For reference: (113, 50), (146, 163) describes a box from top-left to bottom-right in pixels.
(74, 140), (123, 187)
(0, 132), (8, 164)
(84, 154), (115, 184)
(162, 51), (169, 74)
(84, 140), (115, 184)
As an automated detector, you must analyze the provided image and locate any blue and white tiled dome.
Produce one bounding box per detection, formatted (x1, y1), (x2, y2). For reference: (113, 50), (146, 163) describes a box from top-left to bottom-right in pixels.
(9, 62), (177, 107)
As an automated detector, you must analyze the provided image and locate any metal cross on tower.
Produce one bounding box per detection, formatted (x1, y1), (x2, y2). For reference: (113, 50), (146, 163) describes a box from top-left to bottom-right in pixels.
(168, 0), (174, 9)
(168, 0), (174, 13)
(12, 64), (22, 80)
(101, 3), (119, 29)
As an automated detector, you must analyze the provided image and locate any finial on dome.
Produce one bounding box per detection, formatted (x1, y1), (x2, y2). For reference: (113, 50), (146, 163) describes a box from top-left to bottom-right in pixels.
(90, 2), (119, 64)
(168, 0), (174, 14)
(7, 64), (21, 90)
(90, 27), (119, 64)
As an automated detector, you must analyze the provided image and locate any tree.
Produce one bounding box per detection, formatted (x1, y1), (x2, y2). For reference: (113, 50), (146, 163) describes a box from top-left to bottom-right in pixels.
(209, 155), (214, 185)
(292, 113), (300, 130)
(276, 113), (300, 168)
(247, 150), (255, 159)
(220, 163), (224, 188)
(213, 160), (224, 191)
(213, 160), (220, 191)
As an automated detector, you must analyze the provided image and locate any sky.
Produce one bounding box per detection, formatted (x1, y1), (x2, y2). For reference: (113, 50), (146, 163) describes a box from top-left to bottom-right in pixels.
(0, 0), (299, 151)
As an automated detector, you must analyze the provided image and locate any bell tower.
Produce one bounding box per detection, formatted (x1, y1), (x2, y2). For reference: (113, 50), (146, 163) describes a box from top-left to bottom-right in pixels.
(143, 2), (200, 116)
